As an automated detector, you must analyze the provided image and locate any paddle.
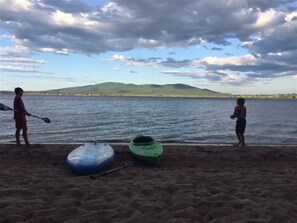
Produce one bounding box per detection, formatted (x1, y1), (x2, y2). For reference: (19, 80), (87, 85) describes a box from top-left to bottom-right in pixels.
(0, 103), (51, 123)
(0, 103), (13, 111)
(31, 114), (51, 123)
(90, 160), (134, 179)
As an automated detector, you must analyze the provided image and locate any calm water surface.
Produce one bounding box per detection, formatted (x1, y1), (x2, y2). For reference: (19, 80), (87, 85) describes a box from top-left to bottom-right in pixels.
(0, 95), (296, 144)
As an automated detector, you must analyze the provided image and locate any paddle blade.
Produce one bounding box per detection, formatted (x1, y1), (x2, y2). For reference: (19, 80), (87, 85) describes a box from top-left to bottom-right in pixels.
(31, 114), (51, 123)
(42, 117), (51, 123)
(0, 103), (12, 111)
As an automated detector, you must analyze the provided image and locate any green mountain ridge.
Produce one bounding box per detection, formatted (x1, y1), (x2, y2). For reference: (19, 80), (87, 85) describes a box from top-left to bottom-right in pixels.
(45, 82), (230, 97)
(1, 83), (295, 98)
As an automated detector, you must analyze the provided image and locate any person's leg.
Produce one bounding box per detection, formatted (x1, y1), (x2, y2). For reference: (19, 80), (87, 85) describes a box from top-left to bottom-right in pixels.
(240, 133), (245, 146)
(240, 119), (246, 146)
(239, 133), (245, 146)
(15, 128), (21, 145)
(22, 128), (30, 147)
(236, 132), (241, 146)
(236, 119), (246, 146)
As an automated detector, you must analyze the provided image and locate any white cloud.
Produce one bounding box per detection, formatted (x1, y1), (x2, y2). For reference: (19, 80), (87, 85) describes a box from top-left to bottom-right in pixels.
(40, 47), (69, 55)
(0, 57), (45, 64)
(1, 0), (296, 55)
(8, 0), (33, 11)
(1, 0), (297, 86)
(52, 10), (76, 25)
(138, 38), (159, 48)
(198, 54), (258, 66)
(254, 9), (282, 28)
(161, 69), (246, 84)
(101, 2), (132, 18)
(285, 11), (297, 21)
(0, 64), (48, 73)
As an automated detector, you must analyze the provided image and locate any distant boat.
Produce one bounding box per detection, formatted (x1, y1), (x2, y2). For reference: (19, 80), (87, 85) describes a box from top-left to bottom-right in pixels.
(67, 143), (115, 175)
(129, 135), (163, 166)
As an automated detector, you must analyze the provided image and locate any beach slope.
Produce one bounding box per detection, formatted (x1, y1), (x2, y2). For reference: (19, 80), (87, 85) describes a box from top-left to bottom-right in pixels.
(1, 144), (297, 222)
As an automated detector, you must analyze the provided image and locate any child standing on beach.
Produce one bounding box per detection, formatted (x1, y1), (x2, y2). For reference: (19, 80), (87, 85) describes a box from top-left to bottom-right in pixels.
(14, 87), (31, 147)
(230, 98), (246, 147)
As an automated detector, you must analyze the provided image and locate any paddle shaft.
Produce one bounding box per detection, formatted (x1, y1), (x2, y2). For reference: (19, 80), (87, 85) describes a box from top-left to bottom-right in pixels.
(90, 164), (128, 179)
(0, 103), (50, 123)
(32, 114), (44, 120)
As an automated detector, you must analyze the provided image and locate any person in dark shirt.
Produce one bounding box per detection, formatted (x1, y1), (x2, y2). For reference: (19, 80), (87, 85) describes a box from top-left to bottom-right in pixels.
(14, 87), (31, 147)
(230, 98), (247, 147)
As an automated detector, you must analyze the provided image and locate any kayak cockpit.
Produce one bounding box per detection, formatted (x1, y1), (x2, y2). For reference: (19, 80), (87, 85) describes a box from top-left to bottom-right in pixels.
(133, 135), (154, 145)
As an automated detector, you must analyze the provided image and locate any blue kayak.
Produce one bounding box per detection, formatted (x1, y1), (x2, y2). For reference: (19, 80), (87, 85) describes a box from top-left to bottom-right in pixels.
(67, 143), (115, 175)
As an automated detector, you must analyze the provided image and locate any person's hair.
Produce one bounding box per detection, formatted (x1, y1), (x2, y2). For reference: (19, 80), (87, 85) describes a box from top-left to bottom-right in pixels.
(14, 87), (24, 95)
(237, 97), (245, 105)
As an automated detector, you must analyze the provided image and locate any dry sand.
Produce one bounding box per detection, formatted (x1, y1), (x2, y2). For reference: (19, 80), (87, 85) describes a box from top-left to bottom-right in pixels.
(1, 143), (297, 223)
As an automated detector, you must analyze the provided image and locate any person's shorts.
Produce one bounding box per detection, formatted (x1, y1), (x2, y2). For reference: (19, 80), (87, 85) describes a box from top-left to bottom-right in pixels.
(15, 115), (27, 130)
(236, 118), (246, 134)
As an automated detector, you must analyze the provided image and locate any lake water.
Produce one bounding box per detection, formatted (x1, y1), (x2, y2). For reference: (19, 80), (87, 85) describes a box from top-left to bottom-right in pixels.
(0, 95), (296, 145)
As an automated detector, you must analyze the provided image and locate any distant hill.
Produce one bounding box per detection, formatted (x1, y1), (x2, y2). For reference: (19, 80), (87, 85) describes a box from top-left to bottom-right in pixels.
(1, 83), (296, 98)
(41, 82), (230, 98)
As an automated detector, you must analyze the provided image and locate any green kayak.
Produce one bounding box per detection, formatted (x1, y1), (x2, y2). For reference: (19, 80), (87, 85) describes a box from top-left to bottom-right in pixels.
(129, 135), (163, 166)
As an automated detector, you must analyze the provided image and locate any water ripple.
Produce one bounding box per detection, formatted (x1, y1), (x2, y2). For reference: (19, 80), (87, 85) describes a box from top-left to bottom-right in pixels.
(0, 95), (296, 144)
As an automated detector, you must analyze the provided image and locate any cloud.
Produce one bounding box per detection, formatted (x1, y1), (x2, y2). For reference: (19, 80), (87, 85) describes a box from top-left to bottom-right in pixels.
(0, 43), (48, 74)
(0, 0), (295, 54)
(0, 0), (297, 84)
(0, 35), (49, 74)
(111, 54), (192, 68)
(0, 64), (50, 74)
(161, 70), (228, 82)
(0, 58), (45, 64)
(110, 52), (297, 84)
(211, 47), (222, 51)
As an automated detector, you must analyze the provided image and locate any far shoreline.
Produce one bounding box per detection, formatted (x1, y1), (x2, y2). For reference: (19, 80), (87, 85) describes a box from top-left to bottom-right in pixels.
(0, 92), (296, 99)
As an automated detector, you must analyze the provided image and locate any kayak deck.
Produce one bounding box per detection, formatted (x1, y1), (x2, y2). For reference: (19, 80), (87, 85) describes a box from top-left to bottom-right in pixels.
(67, 143), (115, 175)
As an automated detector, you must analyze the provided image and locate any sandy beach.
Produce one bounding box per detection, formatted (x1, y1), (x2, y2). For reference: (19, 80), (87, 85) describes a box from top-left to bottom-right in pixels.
(1, 143), (297, 223)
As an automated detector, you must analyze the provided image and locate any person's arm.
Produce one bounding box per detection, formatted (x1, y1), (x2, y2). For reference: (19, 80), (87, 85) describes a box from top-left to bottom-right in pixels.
(230, 107), (236, 119)
(22, 101), (31, 116)
(25, 110), (31, 116)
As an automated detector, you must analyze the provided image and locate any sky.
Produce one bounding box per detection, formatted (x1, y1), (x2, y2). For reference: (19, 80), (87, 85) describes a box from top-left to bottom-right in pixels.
(0, 0), (297, 94)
